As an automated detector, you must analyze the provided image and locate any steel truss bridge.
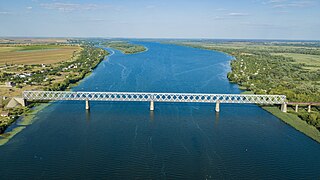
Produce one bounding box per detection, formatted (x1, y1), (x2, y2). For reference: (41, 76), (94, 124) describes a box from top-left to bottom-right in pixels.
(23, 91), (286, 112)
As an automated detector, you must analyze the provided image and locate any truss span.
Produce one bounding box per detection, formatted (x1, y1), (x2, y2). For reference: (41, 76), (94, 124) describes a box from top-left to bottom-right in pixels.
(23, 91), (286, 104)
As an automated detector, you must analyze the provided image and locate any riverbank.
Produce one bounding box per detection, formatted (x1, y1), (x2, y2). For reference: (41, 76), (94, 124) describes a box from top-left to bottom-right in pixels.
(262, 106), (320, 143)
(0, 103), (50, 145)
(241, 90), (320, 143)
(172, 41), (320, 143)
(0, 46), (110, 146)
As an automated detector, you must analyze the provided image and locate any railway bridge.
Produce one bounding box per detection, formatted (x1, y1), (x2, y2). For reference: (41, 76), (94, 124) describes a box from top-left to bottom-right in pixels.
(22, 91), (287, 112)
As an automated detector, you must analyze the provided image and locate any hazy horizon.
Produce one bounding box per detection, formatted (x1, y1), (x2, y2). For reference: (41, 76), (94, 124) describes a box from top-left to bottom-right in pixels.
(1, 36), (320, 41)
(1, 0), (320, 40)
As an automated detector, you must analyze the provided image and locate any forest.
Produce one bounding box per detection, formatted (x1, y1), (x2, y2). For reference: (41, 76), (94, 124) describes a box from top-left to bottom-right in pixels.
(104, 41), (146, 54)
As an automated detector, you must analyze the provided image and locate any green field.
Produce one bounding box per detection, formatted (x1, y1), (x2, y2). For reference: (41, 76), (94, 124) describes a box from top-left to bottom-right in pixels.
(104, 41), (146, 54)
(272, 53), (320, 70)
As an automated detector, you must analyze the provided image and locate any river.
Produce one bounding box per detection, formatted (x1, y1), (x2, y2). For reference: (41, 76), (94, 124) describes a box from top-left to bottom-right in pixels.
(0, 41), (319, 179)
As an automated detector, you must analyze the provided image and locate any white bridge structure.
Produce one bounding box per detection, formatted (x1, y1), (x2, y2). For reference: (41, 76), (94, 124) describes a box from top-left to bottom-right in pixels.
(23, 91), (287, 112)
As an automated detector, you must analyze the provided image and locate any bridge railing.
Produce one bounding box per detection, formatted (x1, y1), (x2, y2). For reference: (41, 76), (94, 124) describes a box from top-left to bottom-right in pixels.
(23, 91), (286, 104)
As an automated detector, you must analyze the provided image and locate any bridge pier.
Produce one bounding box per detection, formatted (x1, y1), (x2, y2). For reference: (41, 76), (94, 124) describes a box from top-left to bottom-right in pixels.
(85, 99), (90, 110)
(295, 104), (299, 112)
(281, 102), (287, 113)
(308, 105), (311, 113)
(150, 101), (154, 111)
(215, 101), (220, 112)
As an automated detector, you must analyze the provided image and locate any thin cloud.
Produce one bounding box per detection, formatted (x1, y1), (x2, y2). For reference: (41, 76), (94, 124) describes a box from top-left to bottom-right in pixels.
(213, 16), (225, 20)
(0, 11), (11, 15)
(89, 18), (105, 22)
(262, 0), (316, 8)
(215, 8), (227, 11)
(240, 22), (295, 29)
(264, 0), (287, 4)
(228, 12), (249, 16)
(40, 2), (104, 12)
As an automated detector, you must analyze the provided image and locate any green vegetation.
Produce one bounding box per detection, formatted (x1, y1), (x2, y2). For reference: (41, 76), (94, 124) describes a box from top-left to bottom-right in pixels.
(104, 41), (146, 54)
(263, 106), (320, 143)
(0, 44), (108, 138)
(16, 45), (60, 51)
(17, 103), (50, 126)
(174, 40), (320, 139)
(271, 53), (320, 70)
(0, 126), (26, 146)
(44, 46), (108, 91)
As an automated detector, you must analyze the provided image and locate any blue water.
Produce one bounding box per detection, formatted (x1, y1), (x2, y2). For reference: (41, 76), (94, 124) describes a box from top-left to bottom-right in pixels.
(0, 42), (319, 179)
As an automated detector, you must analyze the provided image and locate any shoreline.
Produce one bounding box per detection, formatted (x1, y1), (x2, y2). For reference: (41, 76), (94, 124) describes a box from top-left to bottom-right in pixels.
(262, 106), (320, 143)
(0, 103), (51, 146)
(174, 42), (320, 144)
(0, 48), (110, 146)
(240, 91), (320, 143)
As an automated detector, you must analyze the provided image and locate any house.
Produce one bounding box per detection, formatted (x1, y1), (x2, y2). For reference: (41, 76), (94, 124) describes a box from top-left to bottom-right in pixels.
(1, 111), (9, 117)
(5, 97), (26, 109)
(5, 81), (15, 87)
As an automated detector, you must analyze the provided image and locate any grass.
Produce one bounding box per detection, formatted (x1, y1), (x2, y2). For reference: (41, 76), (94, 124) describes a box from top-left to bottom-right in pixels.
(241, 90), (254, 94)
(17, 103), (50, 126)
(0, 126), (26, 146)
(0, 45), (81, 65)
(262, 106), (320, 143)
(105, 41), (147, 54)
(272, 53), (320, 70)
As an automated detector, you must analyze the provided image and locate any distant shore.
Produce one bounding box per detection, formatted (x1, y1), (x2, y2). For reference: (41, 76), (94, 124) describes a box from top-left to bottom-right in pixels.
(104, 41), (147, 54)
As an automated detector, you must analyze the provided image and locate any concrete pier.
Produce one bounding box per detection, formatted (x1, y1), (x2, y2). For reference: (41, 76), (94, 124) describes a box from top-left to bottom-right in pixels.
(281, 102), (287, 113)
(85, 99), (90, 110)
(295, 104), (298, 112)
(215, 101), (220, 112)
(308, 105), (311, 113)
(150, 101), (154, 111)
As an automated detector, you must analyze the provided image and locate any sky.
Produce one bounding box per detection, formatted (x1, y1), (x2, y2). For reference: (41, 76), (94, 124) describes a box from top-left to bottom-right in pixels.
(0, 0), (320, 40)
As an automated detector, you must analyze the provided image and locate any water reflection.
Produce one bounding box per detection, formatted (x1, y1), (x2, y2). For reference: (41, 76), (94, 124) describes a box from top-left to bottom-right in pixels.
(149, 111), (154, 122)
(86, 110), (91, 122)
(215, 111), (220, 126)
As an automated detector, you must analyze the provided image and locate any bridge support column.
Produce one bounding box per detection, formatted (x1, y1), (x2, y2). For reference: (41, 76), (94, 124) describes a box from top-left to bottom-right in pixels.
(308, 105), (311, 113)
(150, 101), (154, 111)
(281, 102), (287, 113)
(215, 101), (220, 112)
(295, 104), (298, 112)
(85, 99), (90, 110)
(19, 98), (27, 107)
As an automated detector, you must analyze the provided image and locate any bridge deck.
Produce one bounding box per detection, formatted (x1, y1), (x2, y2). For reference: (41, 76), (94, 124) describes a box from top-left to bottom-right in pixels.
(287, 102), (320, 106)
(23, 91), (286, 104)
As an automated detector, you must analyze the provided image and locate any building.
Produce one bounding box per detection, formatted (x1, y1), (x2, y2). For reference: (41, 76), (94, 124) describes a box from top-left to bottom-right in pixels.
(1, 111), (9, 117)
(5, 81), (15, 87)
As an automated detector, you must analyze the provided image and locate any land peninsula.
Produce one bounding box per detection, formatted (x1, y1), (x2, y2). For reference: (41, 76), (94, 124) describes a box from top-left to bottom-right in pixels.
(104, 41), (147, 54)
